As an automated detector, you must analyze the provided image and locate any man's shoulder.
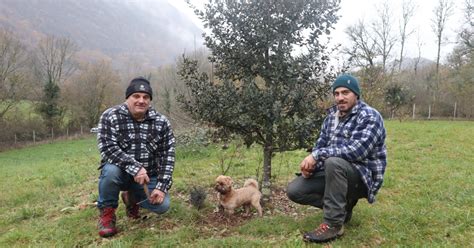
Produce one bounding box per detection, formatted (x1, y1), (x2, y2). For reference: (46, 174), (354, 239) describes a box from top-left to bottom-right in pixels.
(356, 101), (383, 119)
(102, 103), (127, 118)
(147, 108), (171, 124)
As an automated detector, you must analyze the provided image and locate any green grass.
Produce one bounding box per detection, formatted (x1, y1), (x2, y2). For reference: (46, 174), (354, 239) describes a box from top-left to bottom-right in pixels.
(0, 121), (473, 247)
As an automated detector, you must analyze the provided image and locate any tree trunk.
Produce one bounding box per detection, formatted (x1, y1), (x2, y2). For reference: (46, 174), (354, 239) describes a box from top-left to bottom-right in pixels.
(261, 137), (273, 205)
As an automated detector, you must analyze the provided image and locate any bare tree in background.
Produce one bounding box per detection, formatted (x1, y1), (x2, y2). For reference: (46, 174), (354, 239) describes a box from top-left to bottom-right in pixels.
(459, 0), (473, 51)
(37, 36), (76, 86)
(36, 35), (77, 130)
(344, 20), (378, 69)
(414, 30), (425, 75)
(372, 1), (397, 73)
(0, 30), (27, 120)
(398, 0), (416, 71)
(432, 0), (454, 74)
(65, 61), (121, 128)
(431, 0), (454, 109)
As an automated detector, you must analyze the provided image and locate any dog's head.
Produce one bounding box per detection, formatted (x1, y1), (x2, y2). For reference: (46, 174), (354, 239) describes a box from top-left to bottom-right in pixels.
(214, 175), (233, 194)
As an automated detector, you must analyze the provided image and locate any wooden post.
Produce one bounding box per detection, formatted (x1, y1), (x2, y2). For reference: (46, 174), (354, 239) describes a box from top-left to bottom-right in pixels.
(33, 130), (36, 144)
(15, 134), (17, 144)
(428, 105), (431, 119)
(412, 103), (416, 119)
(51, 128), (54, 139)
(454, 102), (457, 119)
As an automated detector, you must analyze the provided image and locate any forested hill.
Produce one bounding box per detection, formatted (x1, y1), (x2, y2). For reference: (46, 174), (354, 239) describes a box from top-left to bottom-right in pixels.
(0, 0), (202, 66)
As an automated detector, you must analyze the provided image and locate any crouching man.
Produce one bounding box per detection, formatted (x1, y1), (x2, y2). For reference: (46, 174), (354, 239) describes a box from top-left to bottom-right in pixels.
(96, 77), (176, 237)
(287, 74), (387, 243)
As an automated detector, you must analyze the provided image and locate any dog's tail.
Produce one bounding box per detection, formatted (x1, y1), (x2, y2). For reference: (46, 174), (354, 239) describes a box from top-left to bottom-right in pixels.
(244, 179), (259, 189)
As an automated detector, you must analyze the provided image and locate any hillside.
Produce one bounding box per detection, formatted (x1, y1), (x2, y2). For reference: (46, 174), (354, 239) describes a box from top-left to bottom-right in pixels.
(0, 0), (203, 66)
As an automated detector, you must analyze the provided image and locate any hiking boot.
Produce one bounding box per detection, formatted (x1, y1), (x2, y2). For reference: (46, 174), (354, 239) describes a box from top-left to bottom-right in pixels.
(98, 207), (118, 237)
(121, 191), (140, 219)
(344, 199), (358, 224)
(303, 223), (344, 243)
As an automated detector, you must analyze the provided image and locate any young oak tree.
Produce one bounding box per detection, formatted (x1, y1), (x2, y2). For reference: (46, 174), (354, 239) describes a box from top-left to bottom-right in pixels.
(178, 0), (340, 199)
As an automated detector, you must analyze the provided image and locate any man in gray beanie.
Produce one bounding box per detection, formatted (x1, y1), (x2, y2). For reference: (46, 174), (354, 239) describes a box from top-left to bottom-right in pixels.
(95, 76), (175, 237)
(287, 74), (387, 243)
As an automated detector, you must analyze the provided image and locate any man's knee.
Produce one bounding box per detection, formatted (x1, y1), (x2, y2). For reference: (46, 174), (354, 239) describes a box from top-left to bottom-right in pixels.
(286, 178), (305, 203)
(324, 157), (350, 174)
(286, 181), (298, 202)
(99, 164), (125, 185)
(146, 195), (171, 214)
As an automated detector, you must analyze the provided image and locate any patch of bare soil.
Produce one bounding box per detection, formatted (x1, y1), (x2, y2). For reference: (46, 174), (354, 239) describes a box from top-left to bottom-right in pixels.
(189, 187), (302, 229)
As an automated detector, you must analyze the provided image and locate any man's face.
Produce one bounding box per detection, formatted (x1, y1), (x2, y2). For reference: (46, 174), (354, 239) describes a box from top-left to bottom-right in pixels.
(333, 87), (358, 114)
(126, 92), (151, 118)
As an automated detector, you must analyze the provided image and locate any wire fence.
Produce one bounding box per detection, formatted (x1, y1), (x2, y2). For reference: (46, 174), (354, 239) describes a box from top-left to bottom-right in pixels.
(0, 126), (96, 152)
(1, 104), (472, 152)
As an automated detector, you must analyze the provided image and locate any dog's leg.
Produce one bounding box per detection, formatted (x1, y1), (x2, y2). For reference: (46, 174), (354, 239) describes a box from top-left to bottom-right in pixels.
(215, 204), (224, 213)
(252, 200), (263, 217)
(244, 204), (250, 216)
(225, 208), (235, 215)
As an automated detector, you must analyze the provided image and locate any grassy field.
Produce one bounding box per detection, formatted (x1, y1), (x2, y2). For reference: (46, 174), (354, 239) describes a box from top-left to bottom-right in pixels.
(0, 120), (473, 247)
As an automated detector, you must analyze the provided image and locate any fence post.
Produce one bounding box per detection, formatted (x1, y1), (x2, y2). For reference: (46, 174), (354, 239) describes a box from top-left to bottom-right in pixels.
(428, 105), (431, 119)
(51, 128), (54, 139)
(15, 134), (17, 144)
(81, 125), (83, 135)
(33, 130), (36, 144)
(454, 102), (457, 119)
(412, 103), (416, 120)
(67, 127), (69, 138)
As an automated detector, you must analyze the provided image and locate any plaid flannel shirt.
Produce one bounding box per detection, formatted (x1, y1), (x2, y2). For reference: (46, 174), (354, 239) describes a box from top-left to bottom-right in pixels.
(311, 100), (387, 203)
(97, 103), (176, 193)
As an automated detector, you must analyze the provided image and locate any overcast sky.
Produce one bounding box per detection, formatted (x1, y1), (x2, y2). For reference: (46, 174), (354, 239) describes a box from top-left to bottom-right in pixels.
(169, 0), (467, 62)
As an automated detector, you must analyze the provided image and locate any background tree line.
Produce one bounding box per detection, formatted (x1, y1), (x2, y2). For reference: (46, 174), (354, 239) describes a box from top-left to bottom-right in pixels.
(342, 0), (473, 119)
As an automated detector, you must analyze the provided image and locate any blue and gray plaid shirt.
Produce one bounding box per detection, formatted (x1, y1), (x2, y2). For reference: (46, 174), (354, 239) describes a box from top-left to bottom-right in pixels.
(97, 103), (176, 193)
(311, 100), (387, 203)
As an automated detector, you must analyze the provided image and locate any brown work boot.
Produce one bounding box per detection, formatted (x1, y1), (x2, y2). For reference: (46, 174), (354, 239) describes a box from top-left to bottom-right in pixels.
(121, 191), (140, 219)
(303, 223), (344, 243)
(98, 207), (118, 237)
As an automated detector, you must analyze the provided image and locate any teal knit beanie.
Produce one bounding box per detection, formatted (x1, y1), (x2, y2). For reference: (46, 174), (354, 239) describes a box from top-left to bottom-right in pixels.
(331, 74), (360, 99)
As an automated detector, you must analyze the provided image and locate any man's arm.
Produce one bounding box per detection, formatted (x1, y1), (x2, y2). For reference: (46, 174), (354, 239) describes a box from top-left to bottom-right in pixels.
(97, 110), (142, 176)
(309, 117), (331, 171)
(154, 118), (176, 193)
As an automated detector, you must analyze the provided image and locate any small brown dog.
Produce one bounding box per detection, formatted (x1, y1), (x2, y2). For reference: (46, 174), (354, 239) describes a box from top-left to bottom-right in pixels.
(214, 175), (263, 217)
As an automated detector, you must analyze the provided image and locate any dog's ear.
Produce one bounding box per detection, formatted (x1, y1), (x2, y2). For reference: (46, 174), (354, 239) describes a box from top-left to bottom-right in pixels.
(222, 176), (232, 185)
(216, 175), (225, 183)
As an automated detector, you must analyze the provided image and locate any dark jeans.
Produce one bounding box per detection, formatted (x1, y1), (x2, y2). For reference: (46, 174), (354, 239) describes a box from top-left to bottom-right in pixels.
(287, 157), (367, 226)
(97, 163), (170, 214)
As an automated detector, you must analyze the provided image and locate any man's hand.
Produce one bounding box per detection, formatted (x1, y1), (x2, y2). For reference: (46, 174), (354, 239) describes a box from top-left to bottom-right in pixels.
(300, 154), (317, 178)
(134, 167), (150, 185)
(149, 189), (165, 205)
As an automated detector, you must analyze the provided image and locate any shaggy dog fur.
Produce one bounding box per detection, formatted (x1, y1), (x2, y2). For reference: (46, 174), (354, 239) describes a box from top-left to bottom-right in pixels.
(214, 175), (263, 217)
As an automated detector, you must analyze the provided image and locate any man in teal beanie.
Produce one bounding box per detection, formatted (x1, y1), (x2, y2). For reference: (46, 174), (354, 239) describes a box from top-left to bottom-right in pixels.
(287, 74), (387, 243)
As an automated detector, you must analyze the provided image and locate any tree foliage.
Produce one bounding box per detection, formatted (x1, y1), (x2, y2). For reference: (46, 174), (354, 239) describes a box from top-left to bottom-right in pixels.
(178, 0), (340, 195)
(384, 84), (411, 119)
